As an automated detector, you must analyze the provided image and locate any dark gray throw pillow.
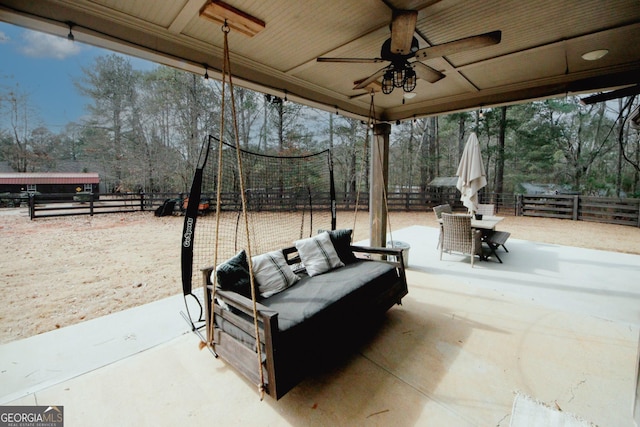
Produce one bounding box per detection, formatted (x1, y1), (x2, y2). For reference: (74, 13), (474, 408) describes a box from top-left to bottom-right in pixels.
(328, 229), (357, 264)
(215, 250), (253, 298)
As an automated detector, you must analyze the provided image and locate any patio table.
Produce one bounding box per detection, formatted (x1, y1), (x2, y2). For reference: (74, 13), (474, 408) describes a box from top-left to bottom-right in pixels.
(471, 215), (503, 230)
(437, 215), (503, 230)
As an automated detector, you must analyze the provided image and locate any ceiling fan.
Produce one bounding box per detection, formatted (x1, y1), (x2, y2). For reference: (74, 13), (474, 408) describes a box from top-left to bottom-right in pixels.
(316, 10), (502, 95)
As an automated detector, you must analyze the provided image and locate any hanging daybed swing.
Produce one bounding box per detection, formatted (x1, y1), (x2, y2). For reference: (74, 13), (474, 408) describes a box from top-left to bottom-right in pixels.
(181, 22), (408, 401)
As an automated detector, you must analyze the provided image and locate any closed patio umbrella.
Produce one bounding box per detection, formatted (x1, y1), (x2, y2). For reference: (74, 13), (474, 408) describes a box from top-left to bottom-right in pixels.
(456, 132), (487, 213)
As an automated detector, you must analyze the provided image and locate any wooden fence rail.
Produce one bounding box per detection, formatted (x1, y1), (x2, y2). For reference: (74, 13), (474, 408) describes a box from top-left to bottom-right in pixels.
(24, 191), (640, 227)
(28, 192), (179, 220)
(516, 194), (640, 227)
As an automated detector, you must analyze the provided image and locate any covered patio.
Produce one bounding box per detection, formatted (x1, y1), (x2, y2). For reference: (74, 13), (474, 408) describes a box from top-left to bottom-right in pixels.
(2, 226), (639, 426)
(0, 1), (639, 425)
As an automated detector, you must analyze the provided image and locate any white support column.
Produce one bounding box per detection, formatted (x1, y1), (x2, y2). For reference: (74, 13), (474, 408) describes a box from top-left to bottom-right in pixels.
(370, 123), (390, 248)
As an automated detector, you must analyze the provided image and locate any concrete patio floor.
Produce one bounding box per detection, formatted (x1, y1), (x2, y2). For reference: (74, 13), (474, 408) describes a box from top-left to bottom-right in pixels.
(1, 225), (639, 426)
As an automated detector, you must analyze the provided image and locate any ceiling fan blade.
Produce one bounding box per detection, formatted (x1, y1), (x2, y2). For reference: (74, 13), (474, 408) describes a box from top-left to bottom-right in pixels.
(414, 30), (502, 60)
(579, 84), (640, 105)
(317, 57), (386, 64)
(390, 10), (418, 55)
(353, 68), (388, 90)
(412, 62), (445, 84)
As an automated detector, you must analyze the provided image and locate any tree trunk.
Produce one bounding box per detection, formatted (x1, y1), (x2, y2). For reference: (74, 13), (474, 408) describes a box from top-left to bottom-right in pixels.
(407, 122), (414, 191)
(495, 106), (507, 205)
(458, 115), (466, 160)
(419, 121), (429, 192)
(427, 116), (437, 182)
(616, 98), (624, 197)
(277, 102), (284, 152)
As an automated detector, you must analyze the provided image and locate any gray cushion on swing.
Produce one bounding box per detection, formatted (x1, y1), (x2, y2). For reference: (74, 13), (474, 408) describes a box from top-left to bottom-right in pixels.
(260, 260), (397, 332)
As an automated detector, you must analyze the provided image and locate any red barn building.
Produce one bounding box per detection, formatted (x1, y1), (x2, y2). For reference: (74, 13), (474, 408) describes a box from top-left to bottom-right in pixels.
(0, 172), (100, 197)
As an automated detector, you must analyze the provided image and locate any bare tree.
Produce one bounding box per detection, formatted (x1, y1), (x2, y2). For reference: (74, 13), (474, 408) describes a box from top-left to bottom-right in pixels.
(494, 106), (507, 204)
(76, 54), (137, 184)
(0, 86), (41, 171)
(617, 96), (639, 195)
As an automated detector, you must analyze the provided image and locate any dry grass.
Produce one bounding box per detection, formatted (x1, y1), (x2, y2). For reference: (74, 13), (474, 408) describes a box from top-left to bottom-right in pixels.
(1, 209), (638, 344)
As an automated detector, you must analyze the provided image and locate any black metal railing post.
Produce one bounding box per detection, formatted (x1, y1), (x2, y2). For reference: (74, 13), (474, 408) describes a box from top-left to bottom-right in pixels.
(29, 194), (35, 220)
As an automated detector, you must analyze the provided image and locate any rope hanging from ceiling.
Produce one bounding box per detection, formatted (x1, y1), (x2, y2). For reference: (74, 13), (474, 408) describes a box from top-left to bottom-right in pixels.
(209, 20), (266, 400)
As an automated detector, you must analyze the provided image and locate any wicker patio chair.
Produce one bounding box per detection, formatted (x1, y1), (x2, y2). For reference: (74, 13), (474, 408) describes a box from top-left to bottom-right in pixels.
(440, 213), (483, 267)
(433, 203), (452, 219)
(433, 204), (452, 249)
(475, 203), (496, 241)
(476, 203), (495, 216)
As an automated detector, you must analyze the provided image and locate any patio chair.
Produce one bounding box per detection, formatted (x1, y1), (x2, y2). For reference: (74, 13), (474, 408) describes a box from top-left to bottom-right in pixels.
(485, 230), (511, 263)
(475, 203), (510, 262)
(440, 213), (483, 267)
(433, 204), (452, 249)
(475, 203), (496, 241)
(432, 203), (452, 219)
(476, 203), (495, 216)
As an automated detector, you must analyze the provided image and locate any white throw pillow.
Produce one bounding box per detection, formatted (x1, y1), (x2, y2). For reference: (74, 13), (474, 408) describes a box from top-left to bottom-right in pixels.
(295, 231), (344, 277)
(252, 250), (300, 298)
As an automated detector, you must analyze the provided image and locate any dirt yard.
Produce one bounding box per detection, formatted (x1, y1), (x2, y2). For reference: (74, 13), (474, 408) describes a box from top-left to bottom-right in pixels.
(1, 208), (638, 344)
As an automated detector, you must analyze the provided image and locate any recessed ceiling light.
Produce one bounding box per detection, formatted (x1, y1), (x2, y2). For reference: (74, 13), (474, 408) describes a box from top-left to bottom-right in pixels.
(581, 49), (609, 61)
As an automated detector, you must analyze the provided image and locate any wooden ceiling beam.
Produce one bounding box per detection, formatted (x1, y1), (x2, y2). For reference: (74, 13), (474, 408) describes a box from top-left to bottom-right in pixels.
(199, 0), (265, 37)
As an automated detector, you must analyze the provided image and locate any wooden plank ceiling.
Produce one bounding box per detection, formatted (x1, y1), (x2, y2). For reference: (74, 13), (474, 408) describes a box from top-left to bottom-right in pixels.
(1, 0), (639, 122)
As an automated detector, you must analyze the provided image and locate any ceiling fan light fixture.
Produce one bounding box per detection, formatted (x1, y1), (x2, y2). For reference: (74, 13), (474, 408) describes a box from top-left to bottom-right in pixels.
(403, 92), (416, 99)
(382, 70), (394, 94)
(581, 49), (609, 61)
(403, 68), (416, 92)
(393, 67), (405, 88)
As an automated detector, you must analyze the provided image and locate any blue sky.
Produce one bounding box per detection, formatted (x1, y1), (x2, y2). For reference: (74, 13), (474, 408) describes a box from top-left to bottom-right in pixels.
(0, 21), (156, 131)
